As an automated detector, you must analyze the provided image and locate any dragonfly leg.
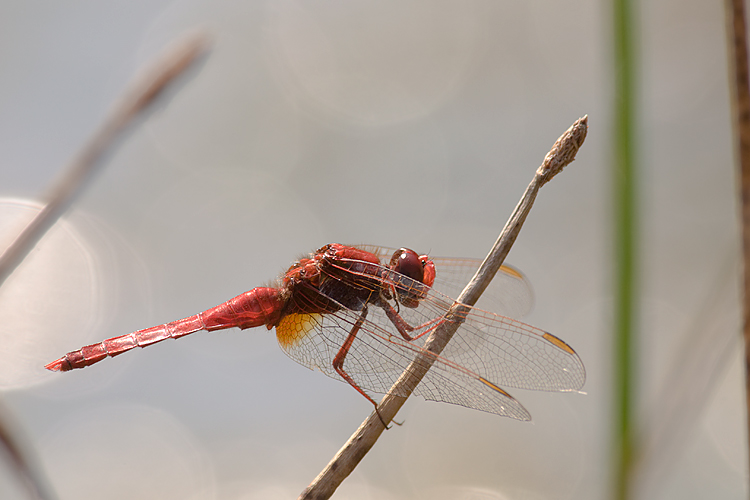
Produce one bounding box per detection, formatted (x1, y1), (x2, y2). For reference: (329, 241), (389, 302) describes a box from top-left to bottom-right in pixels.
(382, 301), (445, 343)
(331, 306), (392, 429)
(332, 306), (378, 405)
(382, 302), (415, 341)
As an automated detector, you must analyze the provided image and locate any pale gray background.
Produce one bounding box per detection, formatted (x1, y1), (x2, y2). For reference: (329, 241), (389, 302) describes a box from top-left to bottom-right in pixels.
(0, 1), (743, 499)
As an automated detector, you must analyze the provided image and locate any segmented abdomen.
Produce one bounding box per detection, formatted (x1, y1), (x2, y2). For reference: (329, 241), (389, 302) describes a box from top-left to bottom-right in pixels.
(45, 287), (284, 372)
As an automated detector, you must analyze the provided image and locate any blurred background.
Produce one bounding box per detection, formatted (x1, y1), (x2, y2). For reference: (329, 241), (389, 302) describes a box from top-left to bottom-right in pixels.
(0, 0), (743, 499)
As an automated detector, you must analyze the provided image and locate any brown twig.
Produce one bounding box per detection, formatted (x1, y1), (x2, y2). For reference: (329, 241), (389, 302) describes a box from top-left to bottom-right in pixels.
(0, 31), (210, 289)
(0, 31), (211, 500)
(0, 402), (56, 500)
(298, 116), (588, 500)
(724, 0), (750, 487)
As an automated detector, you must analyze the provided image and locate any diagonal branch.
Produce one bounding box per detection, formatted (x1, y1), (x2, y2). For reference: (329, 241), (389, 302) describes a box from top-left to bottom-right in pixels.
(0, 31), (210, 289)
(0, 31), (211, 500)
(298, 115), (588, 500)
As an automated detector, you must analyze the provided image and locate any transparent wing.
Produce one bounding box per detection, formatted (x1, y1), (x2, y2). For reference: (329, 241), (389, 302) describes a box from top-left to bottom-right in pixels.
(275, 253), (585, 420)
(353, 244), (534, 318)
(396, 293), (586, 393)
(276, 307), (533, 420)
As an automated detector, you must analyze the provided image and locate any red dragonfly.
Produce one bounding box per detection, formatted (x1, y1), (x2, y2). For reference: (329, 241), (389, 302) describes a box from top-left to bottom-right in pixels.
(46, 244), (585, 420)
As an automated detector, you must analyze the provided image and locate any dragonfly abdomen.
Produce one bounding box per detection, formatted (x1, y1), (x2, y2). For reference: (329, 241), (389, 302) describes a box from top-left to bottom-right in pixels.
(45, 287), (284, 372)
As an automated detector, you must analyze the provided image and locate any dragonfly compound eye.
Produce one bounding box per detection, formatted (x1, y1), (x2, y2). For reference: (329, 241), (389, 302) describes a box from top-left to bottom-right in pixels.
(390, 248), (424, 283)
(389, 248), (429, 308)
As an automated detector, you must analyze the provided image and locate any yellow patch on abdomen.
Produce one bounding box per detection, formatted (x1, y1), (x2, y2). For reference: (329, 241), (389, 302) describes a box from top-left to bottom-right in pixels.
(276, 313), (323, 349)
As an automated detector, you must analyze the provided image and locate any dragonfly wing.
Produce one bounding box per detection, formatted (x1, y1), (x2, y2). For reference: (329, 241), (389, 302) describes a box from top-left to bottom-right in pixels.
(441, 308), (586, 392)
(278, 247), (582, 420)
(275, 305), (532, 420)
(399, 287), (587, 393)
(406, 348), (532, 420)
(276, 308), (407, 394)
(432, 258), (534, 319)
(351, 245), (534, 318)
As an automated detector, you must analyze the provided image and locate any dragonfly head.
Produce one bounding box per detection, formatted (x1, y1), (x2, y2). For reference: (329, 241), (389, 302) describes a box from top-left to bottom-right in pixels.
(389, 248), (436, 308)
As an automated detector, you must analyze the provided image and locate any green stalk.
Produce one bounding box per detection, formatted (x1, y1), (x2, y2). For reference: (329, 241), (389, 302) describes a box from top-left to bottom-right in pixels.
(612, 0), (637, 498)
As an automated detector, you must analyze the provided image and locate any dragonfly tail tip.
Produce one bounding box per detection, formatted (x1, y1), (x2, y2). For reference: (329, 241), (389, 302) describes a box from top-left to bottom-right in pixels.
(44, 358), (68, 372)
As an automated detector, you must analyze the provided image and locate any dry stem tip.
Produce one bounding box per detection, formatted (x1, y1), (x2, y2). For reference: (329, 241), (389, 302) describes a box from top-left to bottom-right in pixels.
(537, 115), (588, 185)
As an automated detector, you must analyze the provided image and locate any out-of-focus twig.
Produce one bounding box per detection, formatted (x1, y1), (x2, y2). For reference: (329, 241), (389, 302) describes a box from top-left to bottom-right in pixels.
(0, 31), (211, 500)
(0, 402), (55, 500)
(298, 116), (588, 500)
(724, 0), (750, 485)
(0, 31), (210, 289)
